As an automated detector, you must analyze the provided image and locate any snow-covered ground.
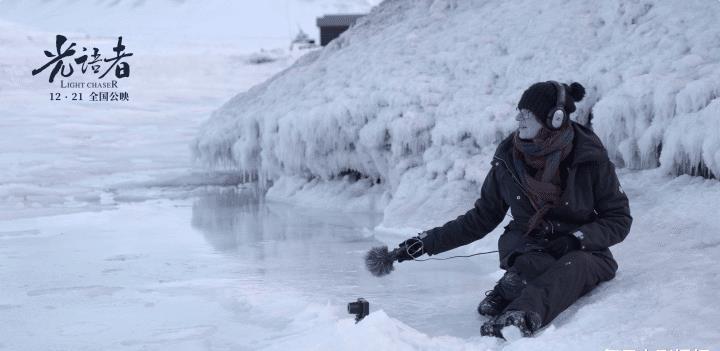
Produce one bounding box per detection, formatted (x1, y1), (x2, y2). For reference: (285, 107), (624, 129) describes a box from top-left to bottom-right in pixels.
(1, 0), (720, 350)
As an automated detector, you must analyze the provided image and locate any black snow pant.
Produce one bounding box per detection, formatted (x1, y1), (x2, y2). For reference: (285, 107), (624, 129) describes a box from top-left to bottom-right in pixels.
(495, 250), (617, 327)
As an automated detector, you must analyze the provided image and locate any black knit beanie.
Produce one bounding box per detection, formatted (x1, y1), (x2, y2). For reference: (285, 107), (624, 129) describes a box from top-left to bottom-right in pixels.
(517, 81), (586, 128)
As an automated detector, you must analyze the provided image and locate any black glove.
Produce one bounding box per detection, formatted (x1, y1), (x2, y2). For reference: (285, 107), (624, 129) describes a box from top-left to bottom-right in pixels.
(544, 234), (581, 258)
(395, 236), (426, 262)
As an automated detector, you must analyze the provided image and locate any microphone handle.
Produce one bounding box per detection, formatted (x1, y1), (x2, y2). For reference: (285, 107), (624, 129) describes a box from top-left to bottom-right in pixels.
(389, 247), (402, 261)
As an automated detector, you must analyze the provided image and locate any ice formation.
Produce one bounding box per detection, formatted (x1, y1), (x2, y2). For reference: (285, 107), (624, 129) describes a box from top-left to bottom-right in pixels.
(192, 0), (720, 227)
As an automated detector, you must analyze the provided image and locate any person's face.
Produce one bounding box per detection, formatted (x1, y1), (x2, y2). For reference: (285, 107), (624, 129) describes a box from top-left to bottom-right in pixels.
(515, 109), (543, 140)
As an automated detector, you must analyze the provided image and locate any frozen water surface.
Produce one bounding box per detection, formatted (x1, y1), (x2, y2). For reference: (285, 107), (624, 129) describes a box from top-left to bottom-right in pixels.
(4, 172), (720, 351)
(0, 186), (506, 350)
(5, 168), (719, 351)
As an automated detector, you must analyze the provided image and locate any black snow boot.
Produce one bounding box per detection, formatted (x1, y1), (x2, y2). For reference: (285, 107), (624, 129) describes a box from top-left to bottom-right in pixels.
(477, 286), (509, 317)
(480, 317), (503, 337)
(480, 310), (542, 340)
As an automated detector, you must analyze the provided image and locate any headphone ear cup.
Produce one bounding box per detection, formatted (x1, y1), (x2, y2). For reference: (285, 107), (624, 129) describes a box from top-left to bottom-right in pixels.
(547, 81), (568, 130)
(547, 108), (566, 129)
(551, 109), (566, 129)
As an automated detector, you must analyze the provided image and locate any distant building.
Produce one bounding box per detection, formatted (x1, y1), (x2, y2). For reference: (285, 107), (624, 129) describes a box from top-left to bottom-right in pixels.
(316, 14), (365, 46)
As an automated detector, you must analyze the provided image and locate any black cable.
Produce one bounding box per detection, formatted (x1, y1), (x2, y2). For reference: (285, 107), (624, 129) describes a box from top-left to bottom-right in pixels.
(411, 250), (499, 261)
(403, 236), (498, 261)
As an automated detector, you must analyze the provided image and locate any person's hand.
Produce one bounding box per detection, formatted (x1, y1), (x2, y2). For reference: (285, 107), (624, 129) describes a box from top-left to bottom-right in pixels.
(395, 236), (425, 262)
(544, 234), (581, 258)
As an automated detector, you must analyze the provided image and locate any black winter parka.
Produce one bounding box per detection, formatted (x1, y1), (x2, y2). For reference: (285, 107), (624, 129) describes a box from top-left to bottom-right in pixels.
(421, 122), (632, 270)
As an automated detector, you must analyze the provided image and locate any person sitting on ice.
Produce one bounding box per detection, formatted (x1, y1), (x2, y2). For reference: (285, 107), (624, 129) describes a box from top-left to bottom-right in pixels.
(393, 81), (632, 339)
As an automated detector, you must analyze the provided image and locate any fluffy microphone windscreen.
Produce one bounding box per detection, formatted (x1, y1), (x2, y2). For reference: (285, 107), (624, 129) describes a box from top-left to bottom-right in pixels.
(364, 245), (398, 277)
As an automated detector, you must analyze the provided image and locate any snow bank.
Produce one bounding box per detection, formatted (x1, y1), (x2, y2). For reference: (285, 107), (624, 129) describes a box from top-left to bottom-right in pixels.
(259, 310), (494, 351)
(193, 0), (720, 228)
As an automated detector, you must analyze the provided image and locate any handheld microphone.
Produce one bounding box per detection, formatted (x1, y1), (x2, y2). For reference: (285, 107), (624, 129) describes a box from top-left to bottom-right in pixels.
(364, 245), (400, 277)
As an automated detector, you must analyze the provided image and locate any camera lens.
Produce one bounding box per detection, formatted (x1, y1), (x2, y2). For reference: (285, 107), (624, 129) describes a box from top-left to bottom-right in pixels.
(348, 301), (360, 314)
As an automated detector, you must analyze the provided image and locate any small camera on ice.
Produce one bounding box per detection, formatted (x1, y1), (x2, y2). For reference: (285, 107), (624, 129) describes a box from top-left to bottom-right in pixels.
(347, 298), (369, 323)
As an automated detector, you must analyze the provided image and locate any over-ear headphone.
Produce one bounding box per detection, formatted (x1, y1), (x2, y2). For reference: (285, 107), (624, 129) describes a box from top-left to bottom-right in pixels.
(546, 81), (568, 130)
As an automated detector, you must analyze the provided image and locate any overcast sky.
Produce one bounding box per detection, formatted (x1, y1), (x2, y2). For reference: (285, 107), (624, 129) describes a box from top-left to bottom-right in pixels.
(0, 0), (381, 52)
